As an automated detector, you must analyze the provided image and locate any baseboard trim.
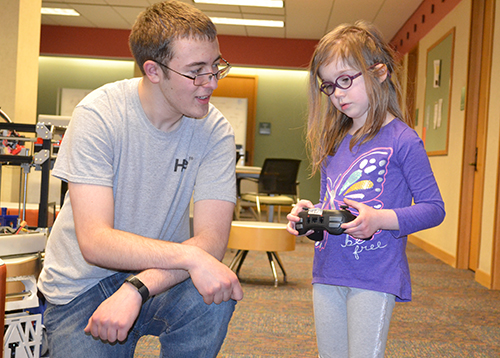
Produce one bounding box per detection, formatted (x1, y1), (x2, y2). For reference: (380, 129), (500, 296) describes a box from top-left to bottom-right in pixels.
(408, 235), (494, 289)
(475, 268), (492, 288)
(408, 234), (456, 267)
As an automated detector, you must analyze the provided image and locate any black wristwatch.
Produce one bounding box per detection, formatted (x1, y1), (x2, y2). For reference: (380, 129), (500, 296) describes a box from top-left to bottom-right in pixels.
(125, 274), (150, 304)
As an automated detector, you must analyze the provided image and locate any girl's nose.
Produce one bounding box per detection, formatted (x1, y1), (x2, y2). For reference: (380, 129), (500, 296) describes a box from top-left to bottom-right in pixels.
(333, 86), (345, 98)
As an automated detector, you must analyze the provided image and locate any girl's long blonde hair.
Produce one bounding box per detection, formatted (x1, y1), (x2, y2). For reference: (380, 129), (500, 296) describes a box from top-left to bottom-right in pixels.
(307, 20), (409, 175)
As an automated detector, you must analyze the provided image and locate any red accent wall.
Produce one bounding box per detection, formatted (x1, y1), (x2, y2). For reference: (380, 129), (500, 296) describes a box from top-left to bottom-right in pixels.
(40, 0), (463, 64)
(218, 35), (317, 69)
(40, 25), (317, 69)
(390, 0), (463, 55)
(40, 25), (133, 58)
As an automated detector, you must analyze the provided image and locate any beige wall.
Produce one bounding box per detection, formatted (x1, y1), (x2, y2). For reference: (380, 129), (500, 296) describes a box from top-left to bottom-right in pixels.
(408, 0), (500, 287)
(411, 0), (471, 258)
(0, 0), (41, 123)
(0, 0), (42, 203)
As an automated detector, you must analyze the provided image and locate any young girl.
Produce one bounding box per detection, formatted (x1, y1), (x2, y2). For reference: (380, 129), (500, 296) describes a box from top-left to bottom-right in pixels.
(287, 21), (445, 358)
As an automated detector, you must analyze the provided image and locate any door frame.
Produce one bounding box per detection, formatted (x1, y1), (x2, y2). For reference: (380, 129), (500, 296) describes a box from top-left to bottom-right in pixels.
(457, 0), (499, 289)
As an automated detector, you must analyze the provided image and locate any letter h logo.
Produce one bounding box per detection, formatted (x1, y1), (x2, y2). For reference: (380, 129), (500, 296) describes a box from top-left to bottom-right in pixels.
(174, 159), (188, 172)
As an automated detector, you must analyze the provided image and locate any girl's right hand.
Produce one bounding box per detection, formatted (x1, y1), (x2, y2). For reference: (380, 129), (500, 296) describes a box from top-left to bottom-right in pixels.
(286, 199), (315, 236)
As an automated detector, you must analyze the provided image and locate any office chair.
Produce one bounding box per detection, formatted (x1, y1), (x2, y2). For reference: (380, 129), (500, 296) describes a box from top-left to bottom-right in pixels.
(237, 158), (301, 222)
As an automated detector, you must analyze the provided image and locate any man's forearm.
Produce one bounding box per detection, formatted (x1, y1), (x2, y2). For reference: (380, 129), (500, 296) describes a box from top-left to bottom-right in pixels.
(79, 227), (203, 272)
(133, 234), (228, 296)
(135, 268), (189, 296)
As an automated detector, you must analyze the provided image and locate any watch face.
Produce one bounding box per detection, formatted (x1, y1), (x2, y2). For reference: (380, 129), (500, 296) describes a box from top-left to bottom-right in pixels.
(126, 275), (149, 303)
(127, 275), (143, 287)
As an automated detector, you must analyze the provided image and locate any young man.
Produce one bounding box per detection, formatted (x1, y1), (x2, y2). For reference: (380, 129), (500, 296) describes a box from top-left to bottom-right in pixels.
(37, 1), (243, 357)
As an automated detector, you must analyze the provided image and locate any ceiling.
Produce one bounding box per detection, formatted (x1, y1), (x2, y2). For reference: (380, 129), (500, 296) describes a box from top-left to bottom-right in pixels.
(41, 0), (423, 42)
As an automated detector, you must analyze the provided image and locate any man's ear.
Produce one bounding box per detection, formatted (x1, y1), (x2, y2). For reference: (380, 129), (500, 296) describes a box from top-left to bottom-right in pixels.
(374, 63), (389, 83)
(143, 60), (162, 84)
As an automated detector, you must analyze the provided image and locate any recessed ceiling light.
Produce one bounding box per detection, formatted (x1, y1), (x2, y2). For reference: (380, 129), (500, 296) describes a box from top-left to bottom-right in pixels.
(194, 0), (283, 8)
(41, 8), (80, 16)
(210, 17), (284, 27)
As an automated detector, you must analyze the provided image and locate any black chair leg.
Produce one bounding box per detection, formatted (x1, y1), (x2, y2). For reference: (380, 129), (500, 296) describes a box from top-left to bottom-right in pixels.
(271, 251), (287, 283)
(228, 248), (289, 287)
(234, 250), (249, 276)
(228, 250), (243, 271)
(229, 249), (249, 276)
(266, 252), (279, 287)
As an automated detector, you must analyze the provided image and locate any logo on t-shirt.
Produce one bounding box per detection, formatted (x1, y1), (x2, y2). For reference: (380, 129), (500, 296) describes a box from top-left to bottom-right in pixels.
(316, 147), (393, 257)
(329, 147), (392, 210)
(174, 158), (189, 172)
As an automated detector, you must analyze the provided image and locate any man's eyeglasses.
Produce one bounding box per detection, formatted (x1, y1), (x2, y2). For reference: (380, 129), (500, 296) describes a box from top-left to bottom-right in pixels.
(154, 58), (231, 86)
(319, 63), (380, 96)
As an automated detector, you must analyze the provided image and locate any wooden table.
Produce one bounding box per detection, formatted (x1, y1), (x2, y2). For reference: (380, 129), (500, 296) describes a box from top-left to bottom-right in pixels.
(228, 221), (295, 287)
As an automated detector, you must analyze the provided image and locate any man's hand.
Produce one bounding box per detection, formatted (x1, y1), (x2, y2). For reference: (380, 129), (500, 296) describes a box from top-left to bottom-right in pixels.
(188, 199), (244, 304)
(187, 247), (243, 305)
(84, 283), (142, 343)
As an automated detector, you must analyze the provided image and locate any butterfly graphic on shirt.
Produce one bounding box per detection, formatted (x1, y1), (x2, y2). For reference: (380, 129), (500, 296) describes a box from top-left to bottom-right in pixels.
(315, 147), (393, 250)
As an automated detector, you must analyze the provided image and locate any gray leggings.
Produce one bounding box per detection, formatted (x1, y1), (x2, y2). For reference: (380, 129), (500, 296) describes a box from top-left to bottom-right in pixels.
(313, 284), (396, 358)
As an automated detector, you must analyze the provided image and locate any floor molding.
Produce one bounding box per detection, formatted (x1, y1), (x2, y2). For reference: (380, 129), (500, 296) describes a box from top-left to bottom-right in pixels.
(475, 268), (492, 289)
(408, 234), (456, 267)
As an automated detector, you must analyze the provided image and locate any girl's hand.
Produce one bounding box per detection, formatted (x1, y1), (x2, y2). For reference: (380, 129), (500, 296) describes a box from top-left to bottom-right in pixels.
(286, 200), (315, 236)
(341, 198), (399, 239)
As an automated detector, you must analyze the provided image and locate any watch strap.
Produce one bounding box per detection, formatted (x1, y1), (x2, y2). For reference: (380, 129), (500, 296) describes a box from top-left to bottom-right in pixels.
(125, 274), (149, 304)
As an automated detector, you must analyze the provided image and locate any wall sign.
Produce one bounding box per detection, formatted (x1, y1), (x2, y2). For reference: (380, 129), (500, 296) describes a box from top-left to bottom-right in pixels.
(423, 28), (455, 156)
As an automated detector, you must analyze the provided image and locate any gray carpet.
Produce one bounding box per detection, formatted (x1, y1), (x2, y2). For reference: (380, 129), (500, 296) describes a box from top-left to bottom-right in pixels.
(134, 239), (500, 357)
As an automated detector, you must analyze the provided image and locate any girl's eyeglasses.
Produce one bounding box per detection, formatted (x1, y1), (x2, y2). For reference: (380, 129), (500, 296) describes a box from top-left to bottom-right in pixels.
(319, 63), (381, 96)
(319, 71), (363, 96)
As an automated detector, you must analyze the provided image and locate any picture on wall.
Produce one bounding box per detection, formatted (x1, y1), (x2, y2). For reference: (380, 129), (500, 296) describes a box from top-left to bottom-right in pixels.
(422, 28), (455, 156)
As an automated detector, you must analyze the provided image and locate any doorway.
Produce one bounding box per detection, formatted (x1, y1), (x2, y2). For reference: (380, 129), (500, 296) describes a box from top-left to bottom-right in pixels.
(213, 74), (258, 166)
(457, 0), (499, 289)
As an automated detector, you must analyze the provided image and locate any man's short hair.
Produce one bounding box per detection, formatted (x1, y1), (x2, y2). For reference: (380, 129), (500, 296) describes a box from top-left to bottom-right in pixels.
(129, 0), (218, 75)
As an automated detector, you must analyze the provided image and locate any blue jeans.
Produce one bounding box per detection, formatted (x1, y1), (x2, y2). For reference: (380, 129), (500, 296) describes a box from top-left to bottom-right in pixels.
(44, 272), (236, 358)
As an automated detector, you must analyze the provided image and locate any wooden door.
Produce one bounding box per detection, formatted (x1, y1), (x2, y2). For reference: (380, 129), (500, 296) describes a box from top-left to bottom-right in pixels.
(457, 0), (494, 272)
(213, 74), (258, 166)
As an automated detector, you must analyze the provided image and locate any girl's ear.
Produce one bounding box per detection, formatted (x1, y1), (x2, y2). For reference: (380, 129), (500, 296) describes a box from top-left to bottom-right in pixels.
(143, 60), (162, 84)
(374, 63), (389, 83)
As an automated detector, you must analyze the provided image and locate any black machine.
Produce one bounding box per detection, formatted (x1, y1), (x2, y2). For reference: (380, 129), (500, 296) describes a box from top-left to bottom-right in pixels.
(296, 206), (370, 241)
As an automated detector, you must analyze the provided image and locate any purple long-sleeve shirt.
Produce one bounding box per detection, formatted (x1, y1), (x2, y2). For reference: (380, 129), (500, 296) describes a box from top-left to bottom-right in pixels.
(312, 119), (445, 302)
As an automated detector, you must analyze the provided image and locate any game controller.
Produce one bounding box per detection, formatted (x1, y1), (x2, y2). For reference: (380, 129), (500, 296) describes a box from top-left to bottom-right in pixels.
(296, 206), (357, 241)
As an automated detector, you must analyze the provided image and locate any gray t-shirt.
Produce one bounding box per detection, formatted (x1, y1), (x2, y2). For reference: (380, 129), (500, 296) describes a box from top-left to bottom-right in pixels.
(38, 78), (236, 305)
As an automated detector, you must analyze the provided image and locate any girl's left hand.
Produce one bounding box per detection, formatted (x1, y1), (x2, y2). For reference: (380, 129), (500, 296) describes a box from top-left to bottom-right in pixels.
(341, 198), (399, 239)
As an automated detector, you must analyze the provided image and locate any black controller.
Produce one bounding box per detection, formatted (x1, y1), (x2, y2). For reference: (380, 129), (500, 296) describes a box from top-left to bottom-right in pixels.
(296, 206), (357, 241)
